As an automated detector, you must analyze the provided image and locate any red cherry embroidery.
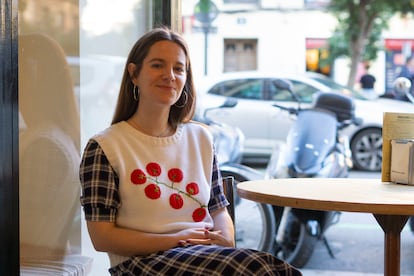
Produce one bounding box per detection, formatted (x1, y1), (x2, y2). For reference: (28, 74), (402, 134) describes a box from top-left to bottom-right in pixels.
(131, 169), (146, 184)
(186, 182), (199, 195)
(146, 162), (162, 177)
(168, 168), (183, 183)
(192, 207), (207, 222)
(132, 163), (207, 221)
(145, 183), (161, 199)
(169, 193), (184, 209)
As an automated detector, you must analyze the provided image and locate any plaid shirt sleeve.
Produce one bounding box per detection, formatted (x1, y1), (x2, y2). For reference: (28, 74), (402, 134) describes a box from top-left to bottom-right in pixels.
(79, 139), (120, 222)
(208, 154), (230, 213)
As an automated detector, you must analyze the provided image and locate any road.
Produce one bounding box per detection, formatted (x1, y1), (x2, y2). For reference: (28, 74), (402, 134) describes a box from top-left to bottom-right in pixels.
(299, 170), (414, 275)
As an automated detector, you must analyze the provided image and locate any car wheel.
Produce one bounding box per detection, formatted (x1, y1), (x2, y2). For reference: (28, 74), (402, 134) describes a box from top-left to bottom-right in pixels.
(350, 128), (382, 172)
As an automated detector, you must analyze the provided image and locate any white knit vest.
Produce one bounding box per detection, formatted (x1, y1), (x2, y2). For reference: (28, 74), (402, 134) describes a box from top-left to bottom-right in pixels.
(93, 121), (215, 267)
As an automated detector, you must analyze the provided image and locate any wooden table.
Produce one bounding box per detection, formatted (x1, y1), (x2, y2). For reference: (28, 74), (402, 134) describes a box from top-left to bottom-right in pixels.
(237, 178), (414, 276)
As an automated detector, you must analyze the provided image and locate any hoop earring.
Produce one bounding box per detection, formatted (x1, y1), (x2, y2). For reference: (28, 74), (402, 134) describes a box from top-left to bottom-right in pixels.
(174, 91), (188, 108)
(133, 85), (139, 101)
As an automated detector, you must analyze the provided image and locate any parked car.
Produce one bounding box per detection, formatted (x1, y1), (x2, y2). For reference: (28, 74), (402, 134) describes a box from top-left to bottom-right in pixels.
(195, 71), (414, 172)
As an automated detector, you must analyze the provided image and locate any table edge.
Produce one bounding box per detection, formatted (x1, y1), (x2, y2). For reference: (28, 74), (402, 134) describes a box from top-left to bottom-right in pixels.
(237, 182), (414, 215)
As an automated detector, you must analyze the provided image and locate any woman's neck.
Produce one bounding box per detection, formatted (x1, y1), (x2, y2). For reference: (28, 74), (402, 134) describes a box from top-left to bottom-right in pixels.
(128, 113), (173, 137)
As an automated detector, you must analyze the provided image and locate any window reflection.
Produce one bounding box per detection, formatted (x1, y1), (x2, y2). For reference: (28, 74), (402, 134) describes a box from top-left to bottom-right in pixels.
(18, 32), (85, 272)
(19, 1), (82, 269)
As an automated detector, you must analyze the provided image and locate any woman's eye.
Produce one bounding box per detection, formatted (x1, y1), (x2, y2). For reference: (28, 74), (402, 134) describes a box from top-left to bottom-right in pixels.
(151, 63), (162, 68)
(175, 67), (185, 73)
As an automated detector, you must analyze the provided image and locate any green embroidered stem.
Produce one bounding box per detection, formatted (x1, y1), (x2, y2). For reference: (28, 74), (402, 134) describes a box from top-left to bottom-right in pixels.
(146, 176), (205, 207)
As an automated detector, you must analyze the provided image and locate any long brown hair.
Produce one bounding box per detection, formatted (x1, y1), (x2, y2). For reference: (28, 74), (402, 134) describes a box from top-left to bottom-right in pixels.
(111, 27), (196, 129)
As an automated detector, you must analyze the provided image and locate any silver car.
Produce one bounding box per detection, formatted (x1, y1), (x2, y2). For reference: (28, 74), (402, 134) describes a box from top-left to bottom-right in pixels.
(195, 71), (414, 172)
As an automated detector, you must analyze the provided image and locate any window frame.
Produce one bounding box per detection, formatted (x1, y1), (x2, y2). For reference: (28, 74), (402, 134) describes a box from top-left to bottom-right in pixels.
(0, 0), (19, 274)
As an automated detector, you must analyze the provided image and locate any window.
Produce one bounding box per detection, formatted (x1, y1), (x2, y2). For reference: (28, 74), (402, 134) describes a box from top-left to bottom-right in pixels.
(209, 79), (263, 100)
(16, 1), (175, 275)
(268, 79), (321, 103)
(223, 39), (258, 72)
(290, 80), (321, 103)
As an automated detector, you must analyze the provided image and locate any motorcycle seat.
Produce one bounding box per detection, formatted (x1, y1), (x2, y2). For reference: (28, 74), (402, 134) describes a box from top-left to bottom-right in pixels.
(313, 92), (355, 122)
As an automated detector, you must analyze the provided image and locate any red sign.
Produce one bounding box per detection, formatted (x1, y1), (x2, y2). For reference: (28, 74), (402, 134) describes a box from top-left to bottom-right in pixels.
(384, 39), (414, 51)
(306, 38), (328, 49)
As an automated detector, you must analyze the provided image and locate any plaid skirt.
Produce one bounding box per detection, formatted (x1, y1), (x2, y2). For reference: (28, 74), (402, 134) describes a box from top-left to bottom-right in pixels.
(109, 245), (302, 276)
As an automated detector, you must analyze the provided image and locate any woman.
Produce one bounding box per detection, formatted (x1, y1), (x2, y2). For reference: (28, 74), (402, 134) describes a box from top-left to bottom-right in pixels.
(79, 27), (301, 275)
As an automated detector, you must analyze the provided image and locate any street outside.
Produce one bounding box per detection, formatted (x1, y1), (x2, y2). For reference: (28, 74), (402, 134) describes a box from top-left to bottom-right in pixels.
(82, 170), (414, 276)
(285, 170), (414, 275)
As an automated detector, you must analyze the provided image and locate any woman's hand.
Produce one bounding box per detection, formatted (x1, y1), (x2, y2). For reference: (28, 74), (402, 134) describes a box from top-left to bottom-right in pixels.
(180, 207), (235, 247)
(188, 227), (235, 247)
(180, 227), (231, 247)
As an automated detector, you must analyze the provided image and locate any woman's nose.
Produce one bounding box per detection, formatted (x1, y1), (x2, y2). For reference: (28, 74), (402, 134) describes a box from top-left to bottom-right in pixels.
(163, 68), (175, 81)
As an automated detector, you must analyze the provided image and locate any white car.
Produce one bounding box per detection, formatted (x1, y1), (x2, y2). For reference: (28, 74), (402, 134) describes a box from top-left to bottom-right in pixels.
(195, 71), (414, 172)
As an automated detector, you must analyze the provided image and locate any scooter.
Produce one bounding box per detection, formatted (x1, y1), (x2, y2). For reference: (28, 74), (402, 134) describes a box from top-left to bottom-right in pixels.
(195, 98), (276, 253)
(264, 79), (362, 268)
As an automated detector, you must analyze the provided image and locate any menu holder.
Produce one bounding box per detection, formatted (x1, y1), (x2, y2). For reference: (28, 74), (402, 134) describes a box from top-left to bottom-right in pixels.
(390, 139), (414, 185)
(382, 112), (414, 182)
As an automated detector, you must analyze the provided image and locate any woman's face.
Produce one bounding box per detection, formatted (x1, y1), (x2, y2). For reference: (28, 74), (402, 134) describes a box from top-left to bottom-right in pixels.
(131, 40), (187, 108)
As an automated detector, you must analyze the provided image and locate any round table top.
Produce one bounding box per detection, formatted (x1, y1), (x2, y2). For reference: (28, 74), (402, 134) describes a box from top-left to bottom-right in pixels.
(237, 178), (414, 215)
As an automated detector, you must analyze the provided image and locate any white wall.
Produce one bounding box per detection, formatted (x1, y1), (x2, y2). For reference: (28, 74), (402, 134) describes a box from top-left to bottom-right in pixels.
(184, 9), (337, 77)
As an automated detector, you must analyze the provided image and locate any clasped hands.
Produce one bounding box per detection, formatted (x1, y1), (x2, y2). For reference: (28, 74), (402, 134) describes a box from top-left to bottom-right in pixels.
(177, 226), (232, 247)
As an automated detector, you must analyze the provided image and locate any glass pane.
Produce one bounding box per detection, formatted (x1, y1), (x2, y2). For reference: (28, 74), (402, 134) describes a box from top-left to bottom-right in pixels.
(79, 1), (153, 274)
(210, 79), (263, 99)
(18, 0), (156, 275)
(79, 0), (151, 147)
(18, 0), (83, 273)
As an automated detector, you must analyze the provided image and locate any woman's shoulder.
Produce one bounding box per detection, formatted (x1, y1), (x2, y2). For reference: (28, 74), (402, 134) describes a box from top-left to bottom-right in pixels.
(185, 120), (210, 133)
(187, 120), (209, 129)
(92, 121), (127, 138)
(183, 121), (213, 140)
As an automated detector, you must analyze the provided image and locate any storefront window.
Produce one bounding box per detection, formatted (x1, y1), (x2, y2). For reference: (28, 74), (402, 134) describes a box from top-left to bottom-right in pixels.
(17, 0), (179, 274)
